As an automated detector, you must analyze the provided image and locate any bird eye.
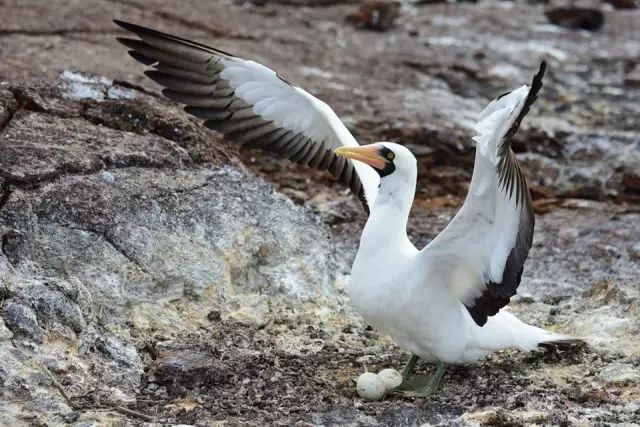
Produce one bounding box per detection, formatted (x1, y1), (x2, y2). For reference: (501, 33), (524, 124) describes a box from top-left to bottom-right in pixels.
(387, 152), (395, 160)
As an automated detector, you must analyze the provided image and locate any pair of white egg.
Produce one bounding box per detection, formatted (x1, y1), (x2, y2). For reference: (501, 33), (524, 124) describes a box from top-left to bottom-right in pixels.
(356, 368), (403, 401)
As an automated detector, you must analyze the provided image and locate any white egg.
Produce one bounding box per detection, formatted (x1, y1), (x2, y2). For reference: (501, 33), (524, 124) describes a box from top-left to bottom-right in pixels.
(356, 372), (386, 401)
(377, 368), (403, 390)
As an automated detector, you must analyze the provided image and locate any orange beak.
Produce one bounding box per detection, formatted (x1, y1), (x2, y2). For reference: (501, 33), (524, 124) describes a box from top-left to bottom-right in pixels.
(335, 145), (387, 170)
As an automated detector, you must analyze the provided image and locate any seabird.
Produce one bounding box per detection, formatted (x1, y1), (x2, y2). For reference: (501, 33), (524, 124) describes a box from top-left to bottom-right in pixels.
(115, 21), (582, 396)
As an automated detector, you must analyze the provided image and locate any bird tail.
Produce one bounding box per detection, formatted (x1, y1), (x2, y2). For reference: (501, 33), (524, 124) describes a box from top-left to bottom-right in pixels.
(472, 310), (585, 352)
(538, 337), (586, 350)
(510, 318), (585, 352)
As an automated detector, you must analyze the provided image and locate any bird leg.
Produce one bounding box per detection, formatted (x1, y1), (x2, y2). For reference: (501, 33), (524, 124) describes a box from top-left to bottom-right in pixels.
(401, 354), (419, 380)
(426, 361), (447, 392)
(393, 361), (447, 398)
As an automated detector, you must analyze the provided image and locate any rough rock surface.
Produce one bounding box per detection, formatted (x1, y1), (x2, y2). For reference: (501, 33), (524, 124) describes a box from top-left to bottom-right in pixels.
(0, 0), (639, 425)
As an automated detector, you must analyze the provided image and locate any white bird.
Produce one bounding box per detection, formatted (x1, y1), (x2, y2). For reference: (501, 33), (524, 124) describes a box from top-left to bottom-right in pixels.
(115, 21), (582, 396)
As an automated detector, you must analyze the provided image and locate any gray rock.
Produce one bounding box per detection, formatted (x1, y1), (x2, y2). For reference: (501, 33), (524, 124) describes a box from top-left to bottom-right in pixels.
(598, 363), (640, 386)
(29, 280), (86, 333)
(92, 335), (141, 369)
(2, 299), (44, 343)
(518, 152), (562, 188)
(3, 165), (334, 325)
(0, 75), (338, 424)
(518, 133), (640, 200)
(0, 319), (13, 341)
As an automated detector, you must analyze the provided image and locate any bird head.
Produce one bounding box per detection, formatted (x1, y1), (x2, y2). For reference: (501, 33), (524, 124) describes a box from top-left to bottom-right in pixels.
(335, 142), (416, 179)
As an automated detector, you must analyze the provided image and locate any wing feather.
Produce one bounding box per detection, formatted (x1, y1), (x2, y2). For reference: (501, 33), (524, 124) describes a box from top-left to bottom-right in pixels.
(114, 20), (379, 209)
(420, 62), (546, 326)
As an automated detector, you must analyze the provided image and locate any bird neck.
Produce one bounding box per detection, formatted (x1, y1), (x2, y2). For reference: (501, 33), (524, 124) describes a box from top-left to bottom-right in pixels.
(361, 173), (416, 248)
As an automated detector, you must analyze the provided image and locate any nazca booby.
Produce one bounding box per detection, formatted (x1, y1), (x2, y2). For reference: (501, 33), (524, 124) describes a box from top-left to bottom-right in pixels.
(115, 21), (582, 396)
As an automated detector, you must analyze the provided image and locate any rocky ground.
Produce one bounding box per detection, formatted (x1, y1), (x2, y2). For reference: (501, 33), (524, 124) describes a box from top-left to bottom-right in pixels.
(0, 0), (639, 425)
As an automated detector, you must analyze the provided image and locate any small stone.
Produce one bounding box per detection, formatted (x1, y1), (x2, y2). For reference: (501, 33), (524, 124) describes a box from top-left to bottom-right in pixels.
(101, 171), (116, 182)
(622, 171), (640, 193)
(545, 7), (604, 32)
(598, 363), (640, 386)
(346, 1), (400, 32)
(356, 372), (386, 401)
(207, 310), (222, 322)
(93, 335), (141, 368)
(377, 368), (403, 390)
(32, 286), (86, 333)
(2, 300), (44, 343)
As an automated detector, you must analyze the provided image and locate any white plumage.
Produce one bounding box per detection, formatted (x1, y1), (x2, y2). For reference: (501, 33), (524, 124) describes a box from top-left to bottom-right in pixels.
(116, 21), (581, 394)
(219, 56), (381, 204)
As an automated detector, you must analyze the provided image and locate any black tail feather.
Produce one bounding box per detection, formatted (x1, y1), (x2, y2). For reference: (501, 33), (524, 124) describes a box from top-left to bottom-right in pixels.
(538, 338), (586, 350)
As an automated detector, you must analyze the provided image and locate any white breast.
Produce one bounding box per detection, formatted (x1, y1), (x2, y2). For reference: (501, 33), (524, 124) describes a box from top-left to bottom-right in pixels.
(348, 243), (470, 363)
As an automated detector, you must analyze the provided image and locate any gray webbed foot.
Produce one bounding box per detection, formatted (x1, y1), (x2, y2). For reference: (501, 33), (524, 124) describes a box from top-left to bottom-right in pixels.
(393, 361), (447, 398)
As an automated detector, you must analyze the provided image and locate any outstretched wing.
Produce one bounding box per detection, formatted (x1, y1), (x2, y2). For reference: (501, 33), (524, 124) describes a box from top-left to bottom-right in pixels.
(420, 62), (546, 326)
(114, 20), (379, 208)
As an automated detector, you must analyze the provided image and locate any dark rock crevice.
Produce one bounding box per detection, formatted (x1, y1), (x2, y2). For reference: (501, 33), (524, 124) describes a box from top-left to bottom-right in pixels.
(9, 86), (51, 115)
(1, 234), (12, 268)
(0, 183), (12, 211)
(0, 186), (14, 271)
(64, 225), (155, 279)
(0, 161), (174, 191)
(10, 82), (228, 168)
(0, 89), (20, 133)
(169, 181), (212, 195)
(0, 82), (217, 188)
(101, 232), (153, 278)
(77, 107), (199, 167)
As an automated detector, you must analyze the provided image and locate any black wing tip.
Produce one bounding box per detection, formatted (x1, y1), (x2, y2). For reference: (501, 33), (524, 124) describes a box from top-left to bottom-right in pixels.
(501, 60), (547, 144)
(113, 19), (135, 30)
(114, 19), (159, 37)
(471, 312), (488, 327)
(127, 50), (156, 66)
(114, 19), (236, 58)
(537, 60), (547, 79)
(466, 302), (502, 327)
(114, 20), (365, 211)
(115, 36), (138, 45)
(114, 20), (156, 38)
(466, 286), (515, 327)
(529, 60), (547, 96)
